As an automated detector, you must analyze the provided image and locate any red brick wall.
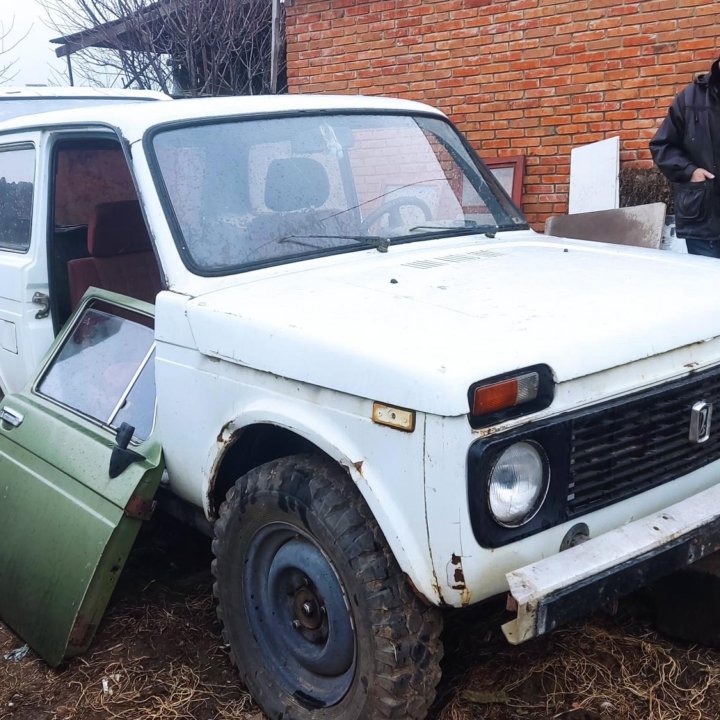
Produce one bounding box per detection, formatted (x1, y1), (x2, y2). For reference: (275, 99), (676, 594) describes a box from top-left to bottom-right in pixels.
(285, 0), (720, 228)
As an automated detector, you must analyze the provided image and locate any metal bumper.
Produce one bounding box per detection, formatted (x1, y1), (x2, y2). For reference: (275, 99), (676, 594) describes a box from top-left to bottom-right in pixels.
(502, 483), (720, 644)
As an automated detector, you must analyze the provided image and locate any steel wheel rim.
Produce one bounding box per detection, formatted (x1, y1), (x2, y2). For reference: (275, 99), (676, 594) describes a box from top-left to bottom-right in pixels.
(243, 522), (356, 706)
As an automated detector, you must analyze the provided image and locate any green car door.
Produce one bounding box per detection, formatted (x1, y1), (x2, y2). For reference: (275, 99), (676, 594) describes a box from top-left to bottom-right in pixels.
(0, 291), (163, 666)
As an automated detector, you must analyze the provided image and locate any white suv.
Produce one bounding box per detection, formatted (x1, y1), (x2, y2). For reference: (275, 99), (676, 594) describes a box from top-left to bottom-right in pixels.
(1, 95), (720, 720)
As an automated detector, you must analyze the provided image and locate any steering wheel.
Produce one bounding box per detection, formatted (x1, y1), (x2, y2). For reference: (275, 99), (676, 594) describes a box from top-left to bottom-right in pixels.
(360, 196), (432, 234)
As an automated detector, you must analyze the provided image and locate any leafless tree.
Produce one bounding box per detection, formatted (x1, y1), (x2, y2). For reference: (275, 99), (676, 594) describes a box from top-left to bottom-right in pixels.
(42, 0), (285, 96)
(0, 18), (33, 84)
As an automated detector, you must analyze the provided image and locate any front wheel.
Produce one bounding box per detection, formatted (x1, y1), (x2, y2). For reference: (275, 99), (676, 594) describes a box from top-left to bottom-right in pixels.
(212, 454), (443, 720)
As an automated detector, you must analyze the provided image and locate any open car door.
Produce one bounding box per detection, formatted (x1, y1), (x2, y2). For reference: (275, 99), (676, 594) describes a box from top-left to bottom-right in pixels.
(0, 290), (163, 666)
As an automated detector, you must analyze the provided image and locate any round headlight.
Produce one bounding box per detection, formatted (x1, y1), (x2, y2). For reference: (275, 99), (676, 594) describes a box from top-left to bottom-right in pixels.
(487, 441), (549, 527)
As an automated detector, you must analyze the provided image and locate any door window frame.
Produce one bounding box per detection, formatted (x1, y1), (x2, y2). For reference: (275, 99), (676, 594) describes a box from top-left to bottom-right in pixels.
(31, 290), (157, 443)
(0, 141), (37, 254)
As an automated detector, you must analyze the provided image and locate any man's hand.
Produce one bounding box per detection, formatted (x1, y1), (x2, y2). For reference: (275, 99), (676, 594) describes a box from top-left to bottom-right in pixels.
(691, 168), (715, 182)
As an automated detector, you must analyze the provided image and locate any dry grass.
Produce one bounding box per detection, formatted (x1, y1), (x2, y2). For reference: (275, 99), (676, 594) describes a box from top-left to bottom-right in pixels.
(0, 520), (262, 720)
(434, 605), (720, 720)
(0, 579), (260, 720)
(3, 520), (720, 720)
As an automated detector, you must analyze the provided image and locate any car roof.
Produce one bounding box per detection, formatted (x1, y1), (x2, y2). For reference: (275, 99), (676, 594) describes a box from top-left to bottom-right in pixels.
(0, 94), (446, 141)
(0, 86), (169, 101)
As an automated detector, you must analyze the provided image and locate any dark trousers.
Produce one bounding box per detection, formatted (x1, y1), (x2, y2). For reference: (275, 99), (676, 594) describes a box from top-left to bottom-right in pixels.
(686, 238), (720, 257)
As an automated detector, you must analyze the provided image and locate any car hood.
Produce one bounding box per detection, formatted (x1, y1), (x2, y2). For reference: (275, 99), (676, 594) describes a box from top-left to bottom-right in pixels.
(184, 233), (720, 416)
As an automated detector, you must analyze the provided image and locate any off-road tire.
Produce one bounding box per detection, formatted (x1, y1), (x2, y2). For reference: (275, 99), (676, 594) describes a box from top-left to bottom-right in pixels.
(212, 453), (443, 720)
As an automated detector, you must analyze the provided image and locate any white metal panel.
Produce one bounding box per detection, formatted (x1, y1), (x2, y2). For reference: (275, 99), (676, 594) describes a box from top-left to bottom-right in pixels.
(0, 95), (447, 139)
(0, 131), (53, 394)
(569, 136), (620, 214)
(0, 320), (17, 354)
(152, 320), (440, 602)
(182, 234), (720, 417)
(0, 86), (169, 101)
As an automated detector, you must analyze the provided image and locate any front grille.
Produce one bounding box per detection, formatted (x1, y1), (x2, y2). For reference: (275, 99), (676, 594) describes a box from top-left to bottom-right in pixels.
(568, 366), (720, 517)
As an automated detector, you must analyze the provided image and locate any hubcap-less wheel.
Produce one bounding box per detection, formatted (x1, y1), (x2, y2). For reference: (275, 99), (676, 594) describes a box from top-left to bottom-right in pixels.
(213, 455), (444, 719)
(244, 524), (356, 706)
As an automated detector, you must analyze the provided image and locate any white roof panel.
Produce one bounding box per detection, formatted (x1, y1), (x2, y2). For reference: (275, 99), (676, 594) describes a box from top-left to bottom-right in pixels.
(0, 86), (169, 100)
(0, 94), (446, 141)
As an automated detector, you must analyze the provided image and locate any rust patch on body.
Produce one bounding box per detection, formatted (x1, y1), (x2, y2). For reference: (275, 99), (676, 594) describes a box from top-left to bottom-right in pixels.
(216, 420), (234, 445)
(207, 421), (239, 513)
(68, 614), (97, 650)
(451, 553), (466, 585)
(449, 553), (471, 604)
(405, 575), (444, 607)
(124, 496), (156, 522)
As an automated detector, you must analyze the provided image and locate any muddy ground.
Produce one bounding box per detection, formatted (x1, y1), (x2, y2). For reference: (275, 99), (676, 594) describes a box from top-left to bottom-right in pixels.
(2, 517), (720, 720)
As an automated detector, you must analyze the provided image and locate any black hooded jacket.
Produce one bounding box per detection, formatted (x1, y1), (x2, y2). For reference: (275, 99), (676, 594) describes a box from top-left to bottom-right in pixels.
(650, 60), (720, 240)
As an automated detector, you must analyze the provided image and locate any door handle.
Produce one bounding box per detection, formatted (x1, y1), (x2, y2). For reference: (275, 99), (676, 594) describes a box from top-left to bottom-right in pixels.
(0, 407), (24, 428)
(32, 292), (50, 320)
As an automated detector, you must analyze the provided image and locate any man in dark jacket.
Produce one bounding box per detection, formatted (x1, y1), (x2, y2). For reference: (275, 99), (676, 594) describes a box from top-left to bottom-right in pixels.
(650, 57), (720, 257)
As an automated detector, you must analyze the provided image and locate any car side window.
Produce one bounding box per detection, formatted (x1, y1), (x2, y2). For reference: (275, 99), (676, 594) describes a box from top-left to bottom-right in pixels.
(0, 145), (35, 253)
(36, 301), (156, 440)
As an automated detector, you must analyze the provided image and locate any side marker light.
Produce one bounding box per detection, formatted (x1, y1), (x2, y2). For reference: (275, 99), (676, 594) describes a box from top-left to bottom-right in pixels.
(372, 403), (415, 432)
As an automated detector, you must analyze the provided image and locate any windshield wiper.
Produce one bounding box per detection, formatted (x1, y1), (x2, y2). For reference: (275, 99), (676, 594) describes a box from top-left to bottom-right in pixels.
(406, 224), (499, 238)
(278, 234), (392, 253)
(496, 222), (530, 231)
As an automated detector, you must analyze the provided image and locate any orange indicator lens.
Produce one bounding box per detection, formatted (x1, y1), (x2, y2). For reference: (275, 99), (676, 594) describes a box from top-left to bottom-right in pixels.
(472, 372), (539, 416)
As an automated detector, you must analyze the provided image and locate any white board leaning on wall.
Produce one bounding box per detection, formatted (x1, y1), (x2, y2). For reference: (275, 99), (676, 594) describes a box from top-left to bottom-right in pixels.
(569, 136), (620, 214)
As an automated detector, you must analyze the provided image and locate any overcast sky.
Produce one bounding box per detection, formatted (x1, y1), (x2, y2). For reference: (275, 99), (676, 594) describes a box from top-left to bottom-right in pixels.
(3, 0), (68, 85)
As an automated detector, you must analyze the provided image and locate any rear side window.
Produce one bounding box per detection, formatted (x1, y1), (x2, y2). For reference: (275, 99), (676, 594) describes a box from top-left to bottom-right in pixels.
(0, 145), (35, 252)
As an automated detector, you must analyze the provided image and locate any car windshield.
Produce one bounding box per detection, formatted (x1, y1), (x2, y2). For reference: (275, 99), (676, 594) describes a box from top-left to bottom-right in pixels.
(0, 97), (158, 122)
(151, 112), (527, 275)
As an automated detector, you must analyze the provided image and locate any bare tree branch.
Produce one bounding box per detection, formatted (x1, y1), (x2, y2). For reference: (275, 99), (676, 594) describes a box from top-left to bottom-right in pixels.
(0, 18), (33, 84)
(41, 0), (285, 95)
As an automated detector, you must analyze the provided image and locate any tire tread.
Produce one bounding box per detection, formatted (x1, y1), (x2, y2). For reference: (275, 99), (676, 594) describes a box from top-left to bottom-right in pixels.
(212, 454), (443, 720)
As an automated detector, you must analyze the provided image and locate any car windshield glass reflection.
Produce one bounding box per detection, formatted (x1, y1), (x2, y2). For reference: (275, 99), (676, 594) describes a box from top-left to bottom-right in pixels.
(152, 112), (526, 274)
(37, 305), (156, 439)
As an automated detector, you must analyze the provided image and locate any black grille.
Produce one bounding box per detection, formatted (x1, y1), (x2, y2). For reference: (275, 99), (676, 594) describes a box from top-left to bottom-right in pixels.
(568, 366), (720, 517)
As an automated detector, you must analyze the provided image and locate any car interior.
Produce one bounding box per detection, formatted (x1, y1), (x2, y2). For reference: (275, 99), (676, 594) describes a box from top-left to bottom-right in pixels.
(49, 138), (163, 331)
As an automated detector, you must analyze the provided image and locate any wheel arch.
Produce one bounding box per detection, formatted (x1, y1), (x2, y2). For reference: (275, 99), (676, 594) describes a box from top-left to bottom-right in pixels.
(203, 406), (440, 605)
(207, 421), (322, 517)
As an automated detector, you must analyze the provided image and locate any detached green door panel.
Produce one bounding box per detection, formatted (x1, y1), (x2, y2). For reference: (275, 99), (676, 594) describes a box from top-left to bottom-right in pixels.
(0, 291), (162, 667)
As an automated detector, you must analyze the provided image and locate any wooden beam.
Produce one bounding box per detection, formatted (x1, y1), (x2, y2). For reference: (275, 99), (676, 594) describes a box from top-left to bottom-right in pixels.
(270, 0), (282, 93)
(66, 54), (74, 86)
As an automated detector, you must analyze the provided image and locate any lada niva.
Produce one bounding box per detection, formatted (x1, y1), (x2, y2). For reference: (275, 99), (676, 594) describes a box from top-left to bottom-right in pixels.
(2, 95), (720, 720)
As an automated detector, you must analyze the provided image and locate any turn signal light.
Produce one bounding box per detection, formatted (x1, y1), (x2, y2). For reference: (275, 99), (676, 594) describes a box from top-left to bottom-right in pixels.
(472, 372), (539, 416)
(468, 365), (554, 428)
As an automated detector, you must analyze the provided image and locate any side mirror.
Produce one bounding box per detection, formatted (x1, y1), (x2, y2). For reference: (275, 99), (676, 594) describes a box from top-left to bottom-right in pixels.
(109, 422), (145, 478)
